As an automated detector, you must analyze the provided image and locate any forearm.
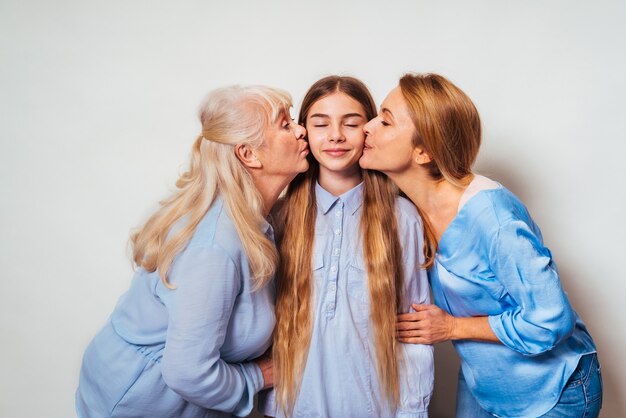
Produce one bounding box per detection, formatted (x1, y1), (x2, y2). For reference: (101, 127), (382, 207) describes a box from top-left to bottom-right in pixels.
(397, 304), (502, 345)
(450, 316), (500, 343)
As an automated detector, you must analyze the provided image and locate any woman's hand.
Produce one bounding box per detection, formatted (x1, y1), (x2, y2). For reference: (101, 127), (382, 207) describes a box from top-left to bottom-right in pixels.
(255, 349), (273, 389)
(397, 304), (500, 344)
(396, 304), (457, 344)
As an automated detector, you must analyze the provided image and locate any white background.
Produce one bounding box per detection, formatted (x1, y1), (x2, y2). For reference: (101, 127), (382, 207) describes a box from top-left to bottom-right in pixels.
(1, 1), (625, 417)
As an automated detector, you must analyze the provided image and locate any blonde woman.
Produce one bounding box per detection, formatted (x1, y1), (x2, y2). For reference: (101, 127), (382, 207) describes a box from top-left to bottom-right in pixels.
(76, 85), (309, 418)
(361, 73), (601, 417)
(262, 76), (434, 418)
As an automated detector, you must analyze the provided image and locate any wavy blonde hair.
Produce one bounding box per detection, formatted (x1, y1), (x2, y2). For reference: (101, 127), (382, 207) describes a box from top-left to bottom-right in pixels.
(273, 76), (404, 414)
(130, 85), (292, 289)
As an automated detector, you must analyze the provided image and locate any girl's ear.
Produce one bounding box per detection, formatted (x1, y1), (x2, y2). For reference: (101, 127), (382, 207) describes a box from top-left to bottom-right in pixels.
(235, 144), (262, 169)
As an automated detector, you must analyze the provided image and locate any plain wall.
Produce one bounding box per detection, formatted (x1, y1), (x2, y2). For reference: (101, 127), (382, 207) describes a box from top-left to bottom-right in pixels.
(1, 1), (624, 416)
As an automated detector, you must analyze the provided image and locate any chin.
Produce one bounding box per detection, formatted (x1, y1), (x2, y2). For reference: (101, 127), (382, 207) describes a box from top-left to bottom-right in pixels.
(359, 155), (374, 170)
(299, 161), (310, 172)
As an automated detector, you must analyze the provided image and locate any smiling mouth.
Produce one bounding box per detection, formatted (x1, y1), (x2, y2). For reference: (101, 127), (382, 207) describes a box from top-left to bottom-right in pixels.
(324, 149), (350, 157)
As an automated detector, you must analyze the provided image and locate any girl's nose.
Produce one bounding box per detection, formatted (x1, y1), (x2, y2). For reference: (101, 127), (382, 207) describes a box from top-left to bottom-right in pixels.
(329, 125), (345, 142)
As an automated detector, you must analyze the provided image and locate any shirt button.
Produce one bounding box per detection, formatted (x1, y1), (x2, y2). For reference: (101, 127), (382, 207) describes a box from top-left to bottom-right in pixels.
(334, 229), (341, 236)
(329, 284), (336, 292)
(335, 210), (342, 217)
(330, 265), (337, 272)
(333, 248), (340, 256)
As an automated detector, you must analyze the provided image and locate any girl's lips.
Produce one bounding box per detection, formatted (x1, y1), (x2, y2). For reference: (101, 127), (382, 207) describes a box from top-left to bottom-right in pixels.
(323, 149), (349, 157)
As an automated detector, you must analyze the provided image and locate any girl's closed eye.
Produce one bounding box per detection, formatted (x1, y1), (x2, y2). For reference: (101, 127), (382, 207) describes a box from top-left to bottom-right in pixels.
(343, 115), (364, 128)
(343, 119), (362, 128)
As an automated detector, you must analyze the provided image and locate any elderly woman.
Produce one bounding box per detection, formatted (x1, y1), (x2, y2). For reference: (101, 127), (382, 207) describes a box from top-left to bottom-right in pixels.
(360, 73), (601, 418)
(76, 85), (309, 418)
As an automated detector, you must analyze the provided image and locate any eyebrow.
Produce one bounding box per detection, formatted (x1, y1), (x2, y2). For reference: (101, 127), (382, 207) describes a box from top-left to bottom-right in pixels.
(309, 113), (365, 119)
(381, 108), (394, 119)
(275, 109), (291, 122)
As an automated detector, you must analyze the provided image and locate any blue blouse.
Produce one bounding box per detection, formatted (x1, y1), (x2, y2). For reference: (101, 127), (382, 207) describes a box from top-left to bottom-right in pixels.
(430, 181), (596, 417)
(261, 182), (434, 418)
(76, 197), (275, 417)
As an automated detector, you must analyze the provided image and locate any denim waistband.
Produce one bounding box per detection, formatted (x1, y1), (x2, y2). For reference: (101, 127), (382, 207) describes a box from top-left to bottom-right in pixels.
(567, 352), (598, 384)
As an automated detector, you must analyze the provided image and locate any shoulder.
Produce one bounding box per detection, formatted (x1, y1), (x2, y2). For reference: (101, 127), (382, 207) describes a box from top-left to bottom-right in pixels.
(394, 195), (423, 230)
(187, 198), (245, 260)
(464, 186), (541, 251)
(471, 186), (533, 227)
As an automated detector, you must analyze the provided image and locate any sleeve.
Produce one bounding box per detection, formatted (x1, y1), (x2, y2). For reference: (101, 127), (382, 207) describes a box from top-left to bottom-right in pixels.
(158, 244), (264, 416)
(396, 208), (434, 417)
(487, 219), (576, 356)
(257, 388), (277, 417)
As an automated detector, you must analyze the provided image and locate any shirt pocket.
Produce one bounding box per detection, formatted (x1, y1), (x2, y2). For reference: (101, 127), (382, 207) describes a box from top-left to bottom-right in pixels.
(312, 244), (325, 277)
(346, 257), (370, 328)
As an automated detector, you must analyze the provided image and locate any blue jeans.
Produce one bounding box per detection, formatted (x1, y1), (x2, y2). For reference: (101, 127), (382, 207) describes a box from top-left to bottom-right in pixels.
(455, 353), (603, 418)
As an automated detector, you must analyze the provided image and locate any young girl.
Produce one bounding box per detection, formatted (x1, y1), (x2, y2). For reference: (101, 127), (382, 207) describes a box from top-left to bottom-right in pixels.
(262, 76), (434, 418)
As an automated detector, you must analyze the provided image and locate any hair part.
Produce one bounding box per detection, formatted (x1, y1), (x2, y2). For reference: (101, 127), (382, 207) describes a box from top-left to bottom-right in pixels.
(273, 76), (404, 414)
(131, 85), (292, 289)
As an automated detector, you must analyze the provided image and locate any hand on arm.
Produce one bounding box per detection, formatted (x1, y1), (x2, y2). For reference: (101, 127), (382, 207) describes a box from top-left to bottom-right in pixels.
(255, 348), (274, 389)
(396, 304), (500, 344)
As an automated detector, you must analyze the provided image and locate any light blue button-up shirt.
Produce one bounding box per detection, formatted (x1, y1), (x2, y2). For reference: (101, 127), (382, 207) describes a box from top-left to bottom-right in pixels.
(262, 182), (434, 418)
(76, 197), (275, 417)
(431, 182), (596, 417)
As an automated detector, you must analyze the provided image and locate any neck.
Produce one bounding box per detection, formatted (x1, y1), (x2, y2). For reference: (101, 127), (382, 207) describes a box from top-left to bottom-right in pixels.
(250, 173), (292, 217)
(388, 167), (472, 240)
(317, 165), (362, 196)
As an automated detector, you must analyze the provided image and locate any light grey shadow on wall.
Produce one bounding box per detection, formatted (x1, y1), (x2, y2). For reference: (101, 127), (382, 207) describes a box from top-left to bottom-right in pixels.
(429, 341), (460, 418)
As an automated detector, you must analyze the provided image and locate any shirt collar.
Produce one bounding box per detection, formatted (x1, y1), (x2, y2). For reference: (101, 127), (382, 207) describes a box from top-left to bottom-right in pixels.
(315, 181), (364, 215)
(261, 217), (274, 240)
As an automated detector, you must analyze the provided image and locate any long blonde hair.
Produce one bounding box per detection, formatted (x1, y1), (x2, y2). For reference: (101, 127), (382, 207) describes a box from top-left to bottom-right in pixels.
(131, 85), (292, 289)
(398, 73), (482, 264)
(273, 76), (404, 414)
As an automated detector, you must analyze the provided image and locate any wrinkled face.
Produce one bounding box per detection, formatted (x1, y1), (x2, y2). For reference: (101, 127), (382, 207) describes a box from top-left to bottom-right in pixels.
(360, 86), (417, 175)
(256, 109), (309, 178)
(305, 92), (367, 179)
